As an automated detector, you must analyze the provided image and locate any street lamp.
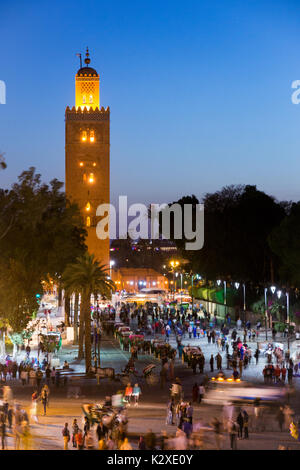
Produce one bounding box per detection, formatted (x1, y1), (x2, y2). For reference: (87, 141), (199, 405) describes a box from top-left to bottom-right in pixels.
(216, 279), (227, 318)
(180, 273), (183, 309)
(277, 290), (282, 299)
(234, 282), (246, 323)
(266, 285), (290, 346)
(170, 260), (180, 300)
(286, 291), (290, 349)
(190, 273), (201, 313)
(109, 260), (115, 299)
(109, 260), (115, 278)
(264, 287), (268, 340)
(277, 289), (290, 348)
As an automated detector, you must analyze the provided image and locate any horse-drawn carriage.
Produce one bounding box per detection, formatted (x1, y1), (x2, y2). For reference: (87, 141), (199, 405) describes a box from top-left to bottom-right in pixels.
(82, 403), (120, 429)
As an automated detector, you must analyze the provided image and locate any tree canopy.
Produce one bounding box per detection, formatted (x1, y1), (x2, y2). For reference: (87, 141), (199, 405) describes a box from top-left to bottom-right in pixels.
(268, 202), (300, 286)
(0, 167), (87, 331)
(167, 185), (286, 284)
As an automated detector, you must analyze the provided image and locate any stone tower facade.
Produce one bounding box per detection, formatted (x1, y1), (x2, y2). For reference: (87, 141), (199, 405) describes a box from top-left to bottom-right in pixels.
(65, 49), (110, 267)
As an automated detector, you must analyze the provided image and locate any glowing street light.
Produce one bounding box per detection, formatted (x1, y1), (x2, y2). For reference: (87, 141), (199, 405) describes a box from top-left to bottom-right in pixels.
(277, 290), (282, 299)
(170, 260), (180, 268)
(109, 260), (115, 280)
(234, 282), (246, 322)
(170, 260), (180, 299)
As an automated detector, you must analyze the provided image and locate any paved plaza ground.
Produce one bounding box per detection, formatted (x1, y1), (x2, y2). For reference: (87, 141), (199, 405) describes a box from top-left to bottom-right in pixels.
(2, 324), (300, 450)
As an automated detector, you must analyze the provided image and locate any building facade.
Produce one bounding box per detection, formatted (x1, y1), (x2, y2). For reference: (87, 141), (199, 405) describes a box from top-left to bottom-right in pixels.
(65, 48), (110, 266)
(111, 267), (169, 293)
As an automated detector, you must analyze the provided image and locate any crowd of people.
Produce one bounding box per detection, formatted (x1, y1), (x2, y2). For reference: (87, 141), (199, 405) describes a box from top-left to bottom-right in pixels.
(0, 300), (298, 450)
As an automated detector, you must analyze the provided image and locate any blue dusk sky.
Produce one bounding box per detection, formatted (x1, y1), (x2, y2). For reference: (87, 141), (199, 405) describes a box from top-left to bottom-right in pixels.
(1, 0), (300, 206)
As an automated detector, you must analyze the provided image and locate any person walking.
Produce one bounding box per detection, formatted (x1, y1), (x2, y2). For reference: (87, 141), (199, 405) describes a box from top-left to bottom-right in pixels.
(277, 407), (284, 432)
(288, 366), (293, 385)
(216, 353), (222, 370)
(281, 366), (287, 383)
(75, 428), (84, 450)
(138, 436), (146, 450)
(72, 418), (79, 448)
(198, 354), (205, 374)
(243, 410), (249, 439)
(62, 423), (70, 450)
(41, 388), (48, 416)
(228, 419), (238, 450)
(132, 383), (141, 406)
(30, 391), (38, 424)
(210, 354), (214, 372)
(186, 402), (193, 424)
(237, 410), (244, 439)
(83, 416), (90, 447)
(254, 348), (260, 365)
(124, 383), (133, 405)
(211, 417), (222, 450)
(0, 413), (6, 450)
(36, 368), (43, 392)
(166, 399), (175, 425)
(21, 369), (28, 386)
(198, 384), (205, 403)
(145, 429), (156, 450)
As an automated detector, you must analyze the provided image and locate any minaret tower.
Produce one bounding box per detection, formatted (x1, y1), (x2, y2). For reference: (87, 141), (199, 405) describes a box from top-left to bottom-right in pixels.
(65, 48), (110, 266)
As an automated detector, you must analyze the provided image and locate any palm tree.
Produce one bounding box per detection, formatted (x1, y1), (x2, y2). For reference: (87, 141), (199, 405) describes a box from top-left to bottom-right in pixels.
(62, 253), (115, 373)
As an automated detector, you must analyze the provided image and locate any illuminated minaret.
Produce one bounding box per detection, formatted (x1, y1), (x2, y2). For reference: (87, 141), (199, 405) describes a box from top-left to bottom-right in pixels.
(65, 48), (110, 266)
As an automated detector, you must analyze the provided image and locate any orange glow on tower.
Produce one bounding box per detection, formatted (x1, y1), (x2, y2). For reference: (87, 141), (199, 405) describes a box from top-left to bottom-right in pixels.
(75, 48), (100, 110)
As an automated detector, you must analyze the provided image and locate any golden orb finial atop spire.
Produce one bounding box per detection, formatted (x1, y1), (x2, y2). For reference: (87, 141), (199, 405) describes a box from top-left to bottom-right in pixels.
(84, 47), (91, 66)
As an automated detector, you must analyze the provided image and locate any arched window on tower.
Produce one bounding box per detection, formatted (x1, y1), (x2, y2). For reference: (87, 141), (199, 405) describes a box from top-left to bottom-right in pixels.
(86, 216), (91, 227)
(90, 130), (95, 143)
(81, 130), (87, 142)
(89, 94), (93, 104)
(85, 202), (91, 212)
(82, 95), (86, 104)
(88, 173), (95, 184)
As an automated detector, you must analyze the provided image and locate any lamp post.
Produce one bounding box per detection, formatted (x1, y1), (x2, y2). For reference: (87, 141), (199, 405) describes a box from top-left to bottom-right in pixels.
(175, 272), (179, 300)
(191, 274), (194, 313)
(109, 260), (115, 300)
(286, 291), (290, 349)
(277, 289), (290, 349)
(266, 285), (290, 348)
(234, 282), (246, 324)
(170, 260), (180, 301)
(180, 273), (183, 309)
(264, 287), (268, 340)
(190, 273), (201, 314)
(217, 279), (227, 319)
(109, 260), (115, 279)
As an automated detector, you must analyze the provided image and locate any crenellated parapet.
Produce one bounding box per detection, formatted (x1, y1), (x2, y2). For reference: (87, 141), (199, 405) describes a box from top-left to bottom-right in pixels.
(65, 106), (110, 121)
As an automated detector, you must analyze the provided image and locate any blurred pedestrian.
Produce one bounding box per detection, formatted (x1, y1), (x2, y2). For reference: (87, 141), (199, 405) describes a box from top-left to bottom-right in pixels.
(62, 423), (70, 450)
(211, 417), (222, 450)
(228, 419), (238, 450)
